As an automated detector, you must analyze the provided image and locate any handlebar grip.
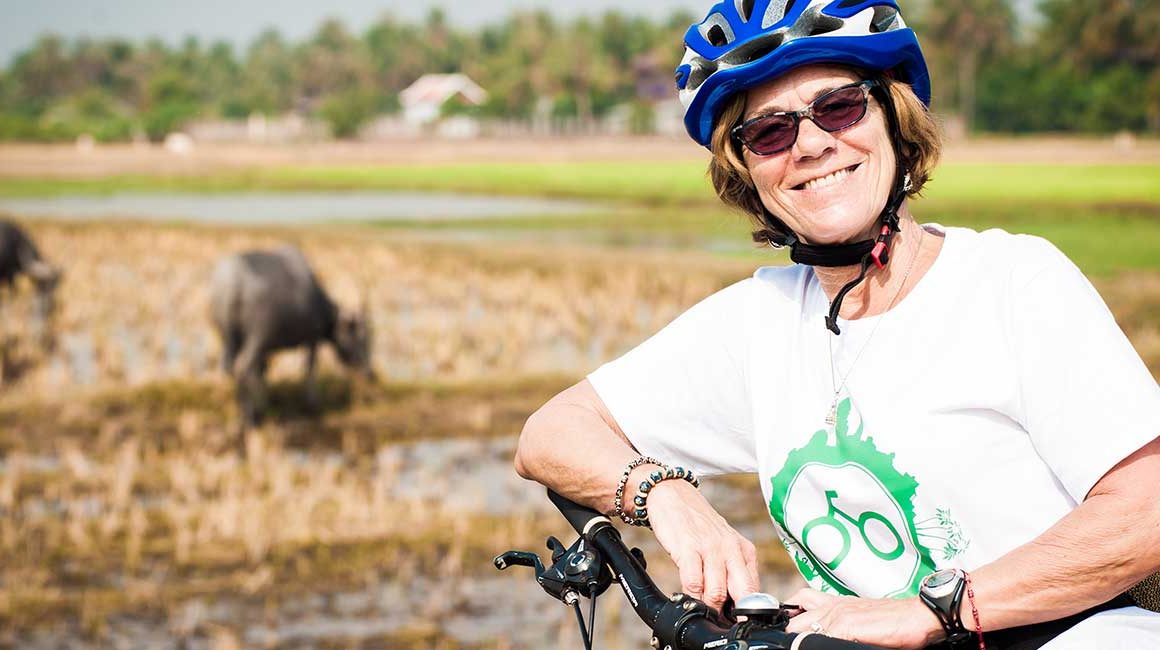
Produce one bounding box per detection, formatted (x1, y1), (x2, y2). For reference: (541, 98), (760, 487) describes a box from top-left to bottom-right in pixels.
(547, 488), (611, 536)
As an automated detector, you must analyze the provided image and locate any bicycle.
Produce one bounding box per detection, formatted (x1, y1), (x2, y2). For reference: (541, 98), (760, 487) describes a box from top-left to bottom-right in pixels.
(801, 490), (905, 570)
(496, 488), (886, 650)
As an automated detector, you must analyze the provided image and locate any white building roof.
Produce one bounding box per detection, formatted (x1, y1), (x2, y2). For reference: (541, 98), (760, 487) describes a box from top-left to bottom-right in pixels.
(400, 73), (487, 109)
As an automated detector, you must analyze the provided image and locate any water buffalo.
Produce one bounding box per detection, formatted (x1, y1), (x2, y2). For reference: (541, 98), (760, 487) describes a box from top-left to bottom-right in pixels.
(0, 220), (62, 342)
(210, 246), (372, 428)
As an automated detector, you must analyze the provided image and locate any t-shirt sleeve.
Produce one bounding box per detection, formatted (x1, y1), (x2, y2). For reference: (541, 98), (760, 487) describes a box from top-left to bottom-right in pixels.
(587, 278), (758, 477)
(1012, 239), (1160, 502)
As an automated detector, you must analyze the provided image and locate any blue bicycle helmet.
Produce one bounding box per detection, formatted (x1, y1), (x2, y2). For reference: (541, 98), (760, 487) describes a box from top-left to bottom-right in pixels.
(676, 0), (930, 147)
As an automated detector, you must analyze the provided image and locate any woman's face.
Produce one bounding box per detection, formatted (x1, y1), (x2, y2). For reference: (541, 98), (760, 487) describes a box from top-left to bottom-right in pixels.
(743, 65), (896, 245)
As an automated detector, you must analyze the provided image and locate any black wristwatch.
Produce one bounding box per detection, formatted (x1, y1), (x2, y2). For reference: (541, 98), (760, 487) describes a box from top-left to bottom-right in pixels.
(919, 568), (972, 644)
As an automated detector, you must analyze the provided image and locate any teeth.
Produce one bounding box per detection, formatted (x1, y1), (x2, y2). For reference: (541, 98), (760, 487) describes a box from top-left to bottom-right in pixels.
(802, 167), (853, 191)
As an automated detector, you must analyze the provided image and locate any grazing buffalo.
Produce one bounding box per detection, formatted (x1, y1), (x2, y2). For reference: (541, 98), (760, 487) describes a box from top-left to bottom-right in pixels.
(210, 246), (372, 428)
(0, 220), (62, 339)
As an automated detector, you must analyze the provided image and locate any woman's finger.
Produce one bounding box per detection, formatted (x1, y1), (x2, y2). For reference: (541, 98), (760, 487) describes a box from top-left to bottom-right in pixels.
(741, 537), (760, 585)
(701, 550), (729, 610)
(675, 550), (705, 601)
(785, 609), (824, 634)
(725, 540), (758, 602)
(788, 587), (836, 611)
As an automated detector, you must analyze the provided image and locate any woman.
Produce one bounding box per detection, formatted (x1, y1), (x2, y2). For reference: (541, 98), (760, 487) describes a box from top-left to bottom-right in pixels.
(515, 1), (1160, 648)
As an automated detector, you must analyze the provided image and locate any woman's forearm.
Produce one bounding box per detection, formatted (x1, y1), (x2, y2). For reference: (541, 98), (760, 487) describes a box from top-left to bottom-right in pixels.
(968, 435), (1160, 630)
(515, 379), (649, 515)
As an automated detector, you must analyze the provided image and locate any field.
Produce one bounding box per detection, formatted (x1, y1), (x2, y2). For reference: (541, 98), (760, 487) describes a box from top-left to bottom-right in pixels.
(0, 137), (1158, 648)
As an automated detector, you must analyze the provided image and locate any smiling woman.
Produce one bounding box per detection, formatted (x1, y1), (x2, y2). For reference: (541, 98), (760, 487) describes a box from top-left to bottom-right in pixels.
(514, 1), (1160, 649)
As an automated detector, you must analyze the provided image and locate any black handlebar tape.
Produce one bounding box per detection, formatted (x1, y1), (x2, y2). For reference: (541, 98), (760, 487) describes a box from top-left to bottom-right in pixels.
(547, 488), (613, 536)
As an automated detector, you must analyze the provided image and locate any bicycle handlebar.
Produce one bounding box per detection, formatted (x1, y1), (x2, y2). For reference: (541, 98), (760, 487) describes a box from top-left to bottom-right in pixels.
(544, 489), (888, 650)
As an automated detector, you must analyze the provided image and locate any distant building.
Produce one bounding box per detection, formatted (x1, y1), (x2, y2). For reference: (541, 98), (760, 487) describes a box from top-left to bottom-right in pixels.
(400, 74), (488, 127)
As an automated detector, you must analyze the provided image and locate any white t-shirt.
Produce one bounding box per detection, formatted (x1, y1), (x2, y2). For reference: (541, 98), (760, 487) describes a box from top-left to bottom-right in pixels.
(588, 226), (1160, 646)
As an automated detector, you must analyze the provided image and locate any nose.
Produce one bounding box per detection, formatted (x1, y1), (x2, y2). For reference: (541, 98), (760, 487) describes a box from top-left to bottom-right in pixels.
(793, 117), (837, 160)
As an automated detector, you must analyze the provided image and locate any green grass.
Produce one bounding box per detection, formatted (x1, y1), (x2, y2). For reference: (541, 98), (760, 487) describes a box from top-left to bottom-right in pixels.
(2, 161), (1157, 205)
(268, 161), (719, 205)
(924, 163), (1160, 205)
(271, 161), (1160, 206)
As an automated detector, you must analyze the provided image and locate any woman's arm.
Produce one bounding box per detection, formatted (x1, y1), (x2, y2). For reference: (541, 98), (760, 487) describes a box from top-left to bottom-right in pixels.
(515, 379), (760, 610)
(514, 379), (641, 511)
(784, 434), (1160, 648)
(967, 433), (1160, 627)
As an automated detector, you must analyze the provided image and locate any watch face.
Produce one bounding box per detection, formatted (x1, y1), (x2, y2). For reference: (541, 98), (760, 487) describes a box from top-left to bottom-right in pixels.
(925, 570), (957, 589)
(922, 569), (963, 598)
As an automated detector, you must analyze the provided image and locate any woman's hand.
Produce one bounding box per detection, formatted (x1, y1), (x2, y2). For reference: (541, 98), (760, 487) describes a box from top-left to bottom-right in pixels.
(783, 588), (943, 649)
(645, 478), (760, 612)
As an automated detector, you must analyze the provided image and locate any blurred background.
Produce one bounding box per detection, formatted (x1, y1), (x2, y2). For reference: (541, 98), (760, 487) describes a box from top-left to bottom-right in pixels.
(0, 0), (1157, 648)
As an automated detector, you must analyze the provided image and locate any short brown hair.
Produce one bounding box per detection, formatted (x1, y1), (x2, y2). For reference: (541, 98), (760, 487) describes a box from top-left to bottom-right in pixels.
(707, 75), (942, 239)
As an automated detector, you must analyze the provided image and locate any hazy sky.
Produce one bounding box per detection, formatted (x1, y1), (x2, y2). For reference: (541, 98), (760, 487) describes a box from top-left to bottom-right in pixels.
(0, 0), (708, 65)
(1, 0), (1037, 66)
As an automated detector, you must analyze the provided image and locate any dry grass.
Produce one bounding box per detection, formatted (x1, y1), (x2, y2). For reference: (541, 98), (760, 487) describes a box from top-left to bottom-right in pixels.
(0, 409), (559, 636)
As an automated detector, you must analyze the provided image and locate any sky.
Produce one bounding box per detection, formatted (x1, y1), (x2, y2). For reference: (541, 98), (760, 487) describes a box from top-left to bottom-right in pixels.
(1, 0), (1038, 67)
(0, 0), (708, 65)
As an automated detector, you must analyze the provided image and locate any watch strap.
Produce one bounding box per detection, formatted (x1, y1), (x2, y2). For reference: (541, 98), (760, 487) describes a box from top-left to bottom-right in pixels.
(920, 572), (971, 642)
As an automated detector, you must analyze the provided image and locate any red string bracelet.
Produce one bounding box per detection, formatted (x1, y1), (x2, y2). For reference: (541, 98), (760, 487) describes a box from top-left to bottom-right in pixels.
(965, 571), (984, 650)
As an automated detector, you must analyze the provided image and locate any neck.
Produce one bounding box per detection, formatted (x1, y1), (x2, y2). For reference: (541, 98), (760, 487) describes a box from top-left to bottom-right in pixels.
(812, 205), (938, 320)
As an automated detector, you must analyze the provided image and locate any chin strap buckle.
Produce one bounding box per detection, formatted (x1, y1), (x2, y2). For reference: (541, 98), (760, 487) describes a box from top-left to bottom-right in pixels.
(869, 224), (892, 269)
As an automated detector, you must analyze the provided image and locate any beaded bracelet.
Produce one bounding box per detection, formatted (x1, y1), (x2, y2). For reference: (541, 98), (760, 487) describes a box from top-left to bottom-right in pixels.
(613, 456), (664, 525)
(629, 465), (701, 528)
(965, 571), (984, 650)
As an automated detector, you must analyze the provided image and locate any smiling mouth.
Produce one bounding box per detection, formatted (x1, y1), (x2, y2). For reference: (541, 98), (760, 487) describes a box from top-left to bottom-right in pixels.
(793, 163), (860, 191)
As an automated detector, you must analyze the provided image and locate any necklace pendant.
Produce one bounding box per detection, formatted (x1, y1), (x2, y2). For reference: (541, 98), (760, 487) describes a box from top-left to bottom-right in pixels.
(825, 401), (837, 427)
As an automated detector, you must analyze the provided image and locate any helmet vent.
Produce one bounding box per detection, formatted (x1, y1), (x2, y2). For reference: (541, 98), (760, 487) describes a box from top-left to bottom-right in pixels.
(870, 6), (899, 32)
(720, 32), (786, 66)
(835, 0), (864, 8)
(807, 13), (844, 36)
(699, 13), (736, 47)
(734, 0), (756, 22)
(707, 24), (729, 46)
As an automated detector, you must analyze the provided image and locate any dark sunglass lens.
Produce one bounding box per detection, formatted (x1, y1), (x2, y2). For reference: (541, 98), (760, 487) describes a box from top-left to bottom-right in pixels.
(745, 115), (796, 154)
(813, 86), (868, 131)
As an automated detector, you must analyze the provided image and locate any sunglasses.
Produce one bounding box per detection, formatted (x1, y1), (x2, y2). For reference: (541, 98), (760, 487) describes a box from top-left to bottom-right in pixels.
(732, 80), (879, 156)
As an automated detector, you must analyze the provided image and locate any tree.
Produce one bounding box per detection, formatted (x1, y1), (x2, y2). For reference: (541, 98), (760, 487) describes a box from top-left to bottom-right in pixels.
(1037, 0), (1160, 71)
(240, 30), (296, 115)
(922, 0), (1017, 132)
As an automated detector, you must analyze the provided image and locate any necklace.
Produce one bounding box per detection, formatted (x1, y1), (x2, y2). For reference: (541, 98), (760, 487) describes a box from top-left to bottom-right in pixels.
(824, 230), (923, 427)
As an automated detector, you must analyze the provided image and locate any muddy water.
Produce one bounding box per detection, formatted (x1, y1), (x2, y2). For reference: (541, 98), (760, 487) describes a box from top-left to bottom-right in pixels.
(0, 191), (599, 224)
(8, 436), (804, 649)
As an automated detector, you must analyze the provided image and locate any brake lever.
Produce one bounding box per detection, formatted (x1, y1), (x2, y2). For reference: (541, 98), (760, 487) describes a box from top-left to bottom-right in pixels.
(494, 551), (545, 573)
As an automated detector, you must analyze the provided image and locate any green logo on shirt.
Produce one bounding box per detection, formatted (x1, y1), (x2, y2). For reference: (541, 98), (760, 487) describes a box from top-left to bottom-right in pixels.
(768, 398), (938, 598)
